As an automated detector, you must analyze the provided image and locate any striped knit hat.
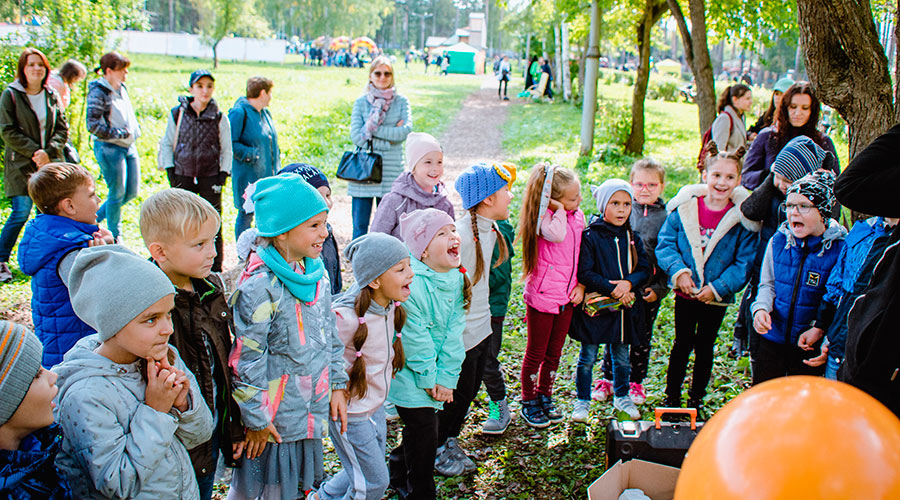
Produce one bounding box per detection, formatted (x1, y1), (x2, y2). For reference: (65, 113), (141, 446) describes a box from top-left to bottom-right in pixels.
(0, 321), (43, 425)
(772, 136), (830, 182)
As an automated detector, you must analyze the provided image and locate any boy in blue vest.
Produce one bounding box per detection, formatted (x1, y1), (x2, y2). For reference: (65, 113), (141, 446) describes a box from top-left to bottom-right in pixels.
(18, 163), (113, 367)
(751, 170), (846, 384)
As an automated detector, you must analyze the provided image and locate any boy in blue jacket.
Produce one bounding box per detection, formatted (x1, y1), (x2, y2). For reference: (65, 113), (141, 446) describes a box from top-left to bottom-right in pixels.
(752, 171), (846, 384)
(18, 163), (113, 367)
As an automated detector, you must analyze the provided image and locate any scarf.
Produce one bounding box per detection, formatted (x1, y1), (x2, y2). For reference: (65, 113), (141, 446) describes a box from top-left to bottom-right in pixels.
(257, 243), (325, 304)
(364, 83), (395, 142)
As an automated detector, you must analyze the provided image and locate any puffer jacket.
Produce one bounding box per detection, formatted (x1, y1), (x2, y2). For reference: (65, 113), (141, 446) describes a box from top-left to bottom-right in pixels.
(0, 424), (71, 499)
(632, 198), (669, 299)
(322, 223), (342, 295)
(53, 335), (213, 499)
(570, 216), (650, 345)
(388, 256), (466, 410)
(0, 80), (68, 197)
(370, 171), (455, 237)
(523, 208), (586, 314)
(655, 184), (760, 304)
(348, 93), (412, 198)
(168, 274), (243, 473)
(752, 220), (847, 345)
(229, 252), (347, 441)
(85, 78), (139, 148)
(18, 214), (96, 367)
(228, 96), (280, 178)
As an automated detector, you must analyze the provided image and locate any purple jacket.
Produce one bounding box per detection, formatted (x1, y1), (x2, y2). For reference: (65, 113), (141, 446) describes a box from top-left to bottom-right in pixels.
(523, 208), (586, 314)
(370, 171), (455, 238)
(742, 127), (839, 190)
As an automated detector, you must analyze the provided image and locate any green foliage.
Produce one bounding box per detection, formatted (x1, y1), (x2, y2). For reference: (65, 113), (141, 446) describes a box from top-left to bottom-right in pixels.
(256, 0), (393, 39)
(646, 75), (682, 102)
(197, 0), (271, 65)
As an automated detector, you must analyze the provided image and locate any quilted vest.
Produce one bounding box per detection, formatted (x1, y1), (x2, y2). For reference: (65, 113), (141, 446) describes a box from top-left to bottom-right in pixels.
(172, 98), (222, 178)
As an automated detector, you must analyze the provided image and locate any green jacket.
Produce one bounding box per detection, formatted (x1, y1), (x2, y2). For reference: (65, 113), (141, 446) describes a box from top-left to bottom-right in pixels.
(387, 256), (466, 409)
(489, 219), (515, 317)
(0, 81), (68, 197)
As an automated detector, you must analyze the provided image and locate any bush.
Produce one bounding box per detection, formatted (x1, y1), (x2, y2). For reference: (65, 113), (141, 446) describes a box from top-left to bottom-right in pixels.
(596, 98), (631, 146)
(647, 75), (683, 102)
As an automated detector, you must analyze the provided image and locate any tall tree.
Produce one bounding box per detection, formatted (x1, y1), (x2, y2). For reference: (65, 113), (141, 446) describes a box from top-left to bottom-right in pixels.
(625, 0), (668, 154)
(197, 0), (269, 67)
(667, 0), (716, 134)
(580, 0), (602, 155)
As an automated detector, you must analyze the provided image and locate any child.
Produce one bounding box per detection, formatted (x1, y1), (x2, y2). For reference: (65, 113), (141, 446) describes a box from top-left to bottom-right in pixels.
(19, 162), (113, 367)
(0, 321), (71, 499)
(436, 162), (513, 474)
(54, 245), (213, 499)
(517, 163), (585, 428)
(278, 163), (343, 294)
(228, 174), (348, 500)
(656, 144), (759, 411)
(312, 233), (413, 500)
(751, 171), (846, 384)
(388, 208), (468, 500)
(371, 132), (455, 237)
(157, 70), (232, 272)
(139, 188), (244, 500)
(594, 159), (669, 404)
(570, 180), (650, 422)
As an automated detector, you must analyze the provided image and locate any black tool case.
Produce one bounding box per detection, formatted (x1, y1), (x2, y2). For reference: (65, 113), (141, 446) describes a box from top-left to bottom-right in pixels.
(606, 408), (704, 468)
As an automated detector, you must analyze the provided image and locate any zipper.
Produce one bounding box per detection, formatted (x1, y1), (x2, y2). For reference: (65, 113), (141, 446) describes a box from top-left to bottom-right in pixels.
(785, 245), (810, 345)
(615, 236), (625, 343)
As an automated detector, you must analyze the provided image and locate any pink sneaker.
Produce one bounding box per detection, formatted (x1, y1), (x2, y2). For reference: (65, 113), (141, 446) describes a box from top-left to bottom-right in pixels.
(591, 379), (614, 401)
(629, 382), (647, 405)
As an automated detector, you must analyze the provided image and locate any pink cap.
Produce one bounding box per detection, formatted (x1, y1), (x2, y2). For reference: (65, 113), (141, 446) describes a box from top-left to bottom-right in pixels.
(405, 132), (442, 171)
(399, 208), (455, 260)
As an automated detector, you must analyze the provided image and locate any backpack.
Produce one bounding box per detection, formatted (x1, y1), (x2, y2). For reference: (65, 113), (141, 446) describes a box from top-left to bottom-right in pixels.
(697, 112), (733, 173)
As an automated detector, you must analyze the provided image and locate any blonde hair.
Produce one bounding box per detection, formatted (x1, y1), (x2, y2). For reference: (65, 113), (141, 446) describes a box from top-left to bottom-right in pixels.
(140, 188), (220, 244)
(368, 56), (395, 88)
(630, 158), (666, 183)
(516, 163), (577, 278)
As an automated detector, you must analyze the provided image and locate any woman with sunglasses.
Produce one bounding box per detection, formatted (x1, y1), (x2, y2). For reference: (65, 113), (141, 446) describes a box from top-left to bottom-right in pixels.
(349, 55), (412, 239)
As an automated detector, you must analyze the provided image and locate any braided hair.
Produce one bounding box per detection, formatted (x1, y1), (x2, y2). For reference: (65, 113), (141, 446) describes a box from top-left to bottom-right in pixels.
(346, 287), (407, 401)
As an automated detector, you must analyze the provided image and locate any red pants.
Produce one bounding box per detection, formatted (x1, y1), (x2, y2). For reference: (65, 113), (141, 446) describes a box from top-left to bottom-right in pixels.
(521, 305), (574, 400)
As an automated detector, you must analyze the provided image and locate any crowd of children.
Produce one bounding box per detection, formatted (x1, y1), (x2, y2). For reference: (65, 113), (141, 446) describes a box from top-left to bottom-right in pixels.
(2, 63), (897, 499)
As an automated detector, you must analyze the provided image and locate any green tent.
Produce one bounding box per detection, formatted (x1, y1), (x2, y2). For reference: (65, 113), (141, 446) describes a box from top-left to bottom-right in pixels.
(445, 42), (478, 75)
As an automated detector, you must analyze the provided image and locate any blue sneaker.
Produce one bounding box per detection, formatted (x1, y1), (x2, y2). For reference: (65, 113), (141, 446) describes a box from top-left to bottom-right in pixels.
(520, 398), (550, 428)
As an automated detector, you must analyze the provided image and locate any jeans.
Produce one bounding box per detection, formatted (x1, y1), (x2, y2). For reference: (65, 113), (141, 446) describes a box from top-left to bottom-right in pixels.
(576, 342), (630, 400)
(94, 140), (139, 238)
(196, 430), (220, 500)
(602, 301), (660, 384)
(351, 197), (381, 240)
(0, 195), (33, 262)
(319, 407), (389, 500)
(825, 356), (842, 380)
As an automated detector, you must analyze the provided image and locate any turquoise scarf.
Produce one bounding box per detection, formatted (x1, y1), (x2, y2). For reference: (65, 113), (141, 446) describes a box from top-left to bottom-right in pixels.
(257, 244), (325, 303)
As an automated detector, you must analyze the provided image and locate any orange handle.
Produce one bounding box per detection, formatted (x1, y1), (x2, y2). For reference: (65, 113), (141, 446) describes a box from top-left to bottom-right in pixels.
(654, 407), (697, 430)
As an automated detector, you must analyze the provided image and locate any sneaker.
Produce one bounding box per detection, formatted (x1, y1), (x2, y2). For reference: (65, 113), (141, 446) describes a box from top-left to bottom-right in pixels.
(591, 379), (614, 401)
(537, 394), (563, 424)
(0, 262), (11, 283)
(446, 437), (477, 474)
(503, 96), (510, 101)
(613, 396), (641, 420)
(629, 383), (647, 405)
(481, 398), (511, 435)
(434, 441), (465, 476)
(520, 398), (550, 428)
(384, 401), (400, 422)
(571, 399), (590, 423)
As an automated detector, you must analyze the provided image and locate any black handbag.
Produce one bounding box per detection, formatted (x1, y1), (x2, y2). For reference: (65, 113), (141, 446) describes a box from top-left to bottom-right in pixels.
(63, 143), (80, 164)
(337, 140), (382, 184)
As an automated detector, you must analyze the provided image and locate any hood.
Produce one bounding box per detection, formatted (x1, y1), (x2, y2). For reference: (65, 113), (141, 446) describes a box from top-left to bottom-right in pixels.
(233, 96), (258, 115)
(0, 424), (64, 491)
(8, 79), (26, 93)
(390, 171), (450, 206)
(18, 215), (97, 275)
(778, 218), (847, 255)
(177, 95), (220, 119)
(410, 255), (464, 293)
(667, 183), (759, 232)
(89, 77), (122, 94)
(587, 213), (630, 234)
(724, 104), (746, 125)
(53, 335), (145, 403)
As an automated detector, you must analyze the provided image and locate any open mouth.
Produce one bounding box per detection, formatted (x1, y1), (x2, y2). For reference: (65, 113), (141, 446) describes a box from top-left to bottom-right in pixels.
(401, 283), (411, 295)
(791, 221), (805, 231)
(447, 242), (459, 258)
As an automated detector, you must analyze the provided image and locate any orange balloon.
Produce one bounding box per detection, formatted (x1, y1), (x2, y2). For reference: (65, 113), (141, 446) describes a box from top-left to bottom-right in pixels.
(675, 376), (900, 500)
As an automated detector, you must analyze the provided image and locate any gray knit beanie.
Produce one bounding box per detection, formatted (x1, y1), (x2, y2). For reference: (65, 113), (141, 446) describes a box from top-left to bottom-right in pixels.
(0, 321), (43, 425)
(344, 232), (410, 288)
(62, 245), (175, 341)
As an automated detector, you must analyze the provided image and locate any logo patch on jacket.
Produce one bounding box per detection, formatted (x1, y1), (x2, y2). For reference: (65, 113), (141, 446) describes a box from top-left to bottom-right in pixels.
(806, 271), (820, 287)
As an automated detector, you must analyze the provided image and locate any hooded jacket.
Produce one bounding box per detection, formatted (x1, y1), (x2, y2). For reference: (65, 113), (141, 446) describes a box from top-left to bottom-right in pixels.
(0, 424), (72, 499)
(370, 171), (455, 238)
(523, 208), (586, 314)
(388, 256), (466, 409)
(229, 251), (347, 441)
(631, 197), (669, 300)
(333, 284), (399, 417)
(53, 335), (213, 499)
(157, 96), (232, 177)
(85, 78), (139, 149)
(0, 80), (68, 197)
(752, 220), (847, 345)
(228, 96), (280, 178)
(18, 214), (97, 367)
(655, 184), (760, 304)
(570, 216), (650, 345)
(348, 93), (412, 198)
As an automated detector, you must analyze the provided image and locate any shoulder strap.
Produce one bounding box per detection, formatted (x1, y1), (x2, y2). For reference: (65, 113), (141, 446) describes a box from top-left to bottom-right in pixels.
(173, 106), (184, 147)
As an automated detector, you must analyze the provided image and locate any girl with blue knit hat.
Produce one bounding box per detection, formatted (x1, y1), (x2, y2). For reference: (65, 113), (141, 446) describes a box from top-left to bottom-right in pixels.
(229, 173), (349, 500)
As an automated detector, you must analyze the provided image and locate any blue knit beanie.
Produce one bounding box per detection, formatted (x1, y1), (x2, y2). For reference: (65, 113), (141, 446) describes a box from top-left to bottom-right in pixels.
(772, 136), (830, 182)
(278, 163), (330, 190)
(252, 173), (329, 237)
(455, 162), (514, 210)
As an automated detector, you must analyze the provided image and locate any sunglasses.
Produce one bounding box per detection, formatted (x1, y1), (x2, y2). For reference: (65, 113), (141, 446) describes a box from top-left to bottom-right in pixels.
(373, 71), (392, 78)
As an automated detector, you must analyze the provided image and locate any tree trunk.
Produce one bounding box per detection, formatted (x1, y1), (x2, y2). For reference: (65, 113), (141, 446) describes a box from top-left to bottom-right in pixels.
(797, 0), (894, 158)
(667, 0), (716, 135)
(561, 21), (572, 102)
(555, 24), (563, 96)
(169, 0), (175, 32)
(580, 0), (603, 156)
(213, 39), (220, 68)
(626, 0), (667, 154)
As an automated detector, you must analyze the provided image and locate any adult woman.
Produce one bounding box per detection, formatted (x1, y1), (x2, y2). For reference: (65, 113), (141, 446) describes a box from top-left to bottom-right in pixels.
(228, 76), (280, 241)
(348, 55), (412, 239)
(47, 59), (87, 112)
(747, 77), (793, 141)
(741, 82), (839, 190)
(86, 51), (140, 241)
(711, 83), (752, 153)
(0, 48), (68, 282)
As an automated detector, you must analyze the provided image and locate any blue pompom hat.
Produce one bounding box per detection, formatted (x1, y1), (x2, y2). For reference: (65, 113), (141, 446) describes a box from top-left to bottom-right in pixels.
(455, 162), (516, 210)
(252, 173), (329, 237)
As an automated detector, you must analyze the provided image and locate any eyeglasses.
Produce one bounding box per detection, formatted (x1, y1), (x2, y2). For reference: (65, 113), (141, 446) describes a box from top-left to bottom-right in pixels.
(373, 71), (392, 78)
(781, 202), (816, 214)
(632, 182), (660, 191)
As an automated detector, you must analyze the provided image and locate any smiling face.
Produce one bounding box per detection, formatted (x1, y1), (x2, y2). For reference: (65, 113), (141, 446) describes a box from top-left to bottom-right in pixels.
(411, 151), (444, 192)
(3, 368), (59, 436)
(703, 158), (741, 205)
(64, 179), (101, 225)
(421, 223), (461, 272)
(478, 185), (513, 220)
(559, 180), (582, 211)
(603, 190), (632, 226)
(156, 215), (219, 283)
(788, 93), (812, 128)
(23, 54), (47, 89)
(785, 192), (825, 239)
(273, 211), (330, 262)
(104, 294), (175, 364)
(370, 64), (394, 90)
(370, 258), (415, 304)
(631, 168), (664, 206)
(190, 76), (215, 108)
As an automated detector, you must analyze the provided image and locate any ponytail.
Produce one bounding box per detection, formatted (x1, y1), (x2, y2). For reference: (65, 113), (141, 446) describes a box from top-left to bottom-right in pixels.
(461, 272), (473, 311)
(347, 288), (373, 401)
(468, 207), (510, 286)
(391, 304), (406, 376)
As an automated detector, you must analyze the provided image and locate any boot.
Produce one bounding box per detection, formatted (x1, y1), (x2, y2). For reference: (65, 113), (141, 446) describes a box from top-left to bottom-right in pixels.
(481, 398), (511, 435)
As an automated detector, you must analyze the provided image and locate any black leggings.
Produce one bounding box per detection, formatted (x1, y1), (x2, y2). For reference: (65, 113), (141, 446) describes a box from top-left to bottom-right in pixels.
(481, 316), (506, 401)
(665, 296), (728, 402)
(498, 78), (509, 97)
(752, 335), (825, 384)
(390, 406), (438, 500)
(437, 334), (490, 444)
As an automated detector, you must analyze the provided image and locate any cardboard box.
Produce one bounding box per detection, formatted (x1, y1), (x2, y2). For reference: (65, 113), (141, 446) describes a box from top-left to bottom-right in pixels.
(587, 459), (680, 500)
